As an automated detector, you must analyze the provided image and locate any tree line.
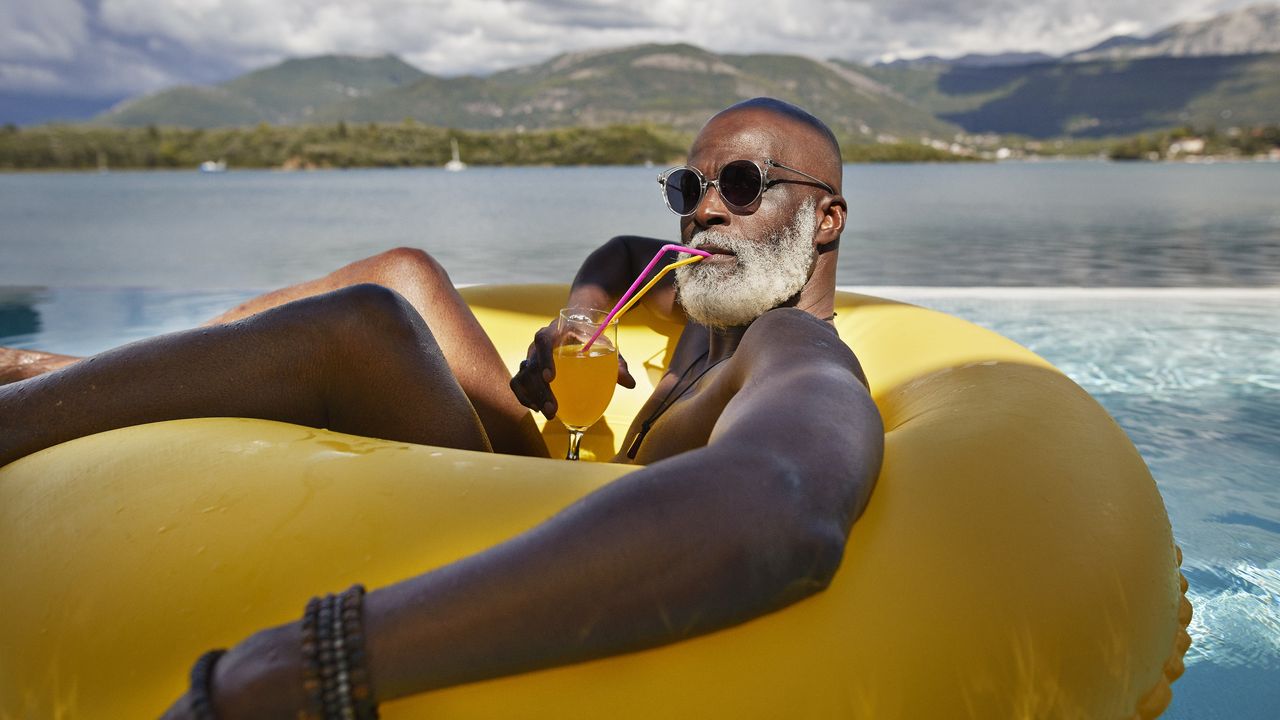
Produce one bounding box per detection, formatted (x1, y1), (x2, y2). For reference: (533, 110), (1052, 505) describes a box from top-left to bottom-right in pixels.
(1109, 125), (1280, 160)
(0, 121), (974, 171)
(0, 122), (687, 170)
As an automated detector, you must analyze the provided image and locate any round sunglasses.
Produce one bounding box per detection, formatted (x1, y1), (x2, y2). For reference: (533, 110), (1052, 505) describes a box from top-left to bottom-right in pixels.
(656, 158), (835, 216)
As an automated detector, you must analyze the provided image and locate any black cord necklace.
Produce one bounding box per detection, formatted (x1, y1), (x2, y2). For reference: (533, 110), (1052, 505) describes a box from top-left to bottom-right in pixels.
(623, 311), (834, 459)
(625, 349), (729, 459)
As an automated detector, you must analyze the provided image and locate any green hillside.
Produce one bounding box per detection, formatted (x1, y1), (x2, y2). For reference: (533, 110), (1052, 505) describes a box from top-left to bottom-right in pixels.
(864, 53), (1280, 138)
(318, 44), (958, 139)
(856, 62), (1008, 116)
(221, 54), (426, 120)
(97, 45), (957, 141)
(90, 43), (1280, 141)
(99, 55), (426, 128)
(96, 86), (265, 128)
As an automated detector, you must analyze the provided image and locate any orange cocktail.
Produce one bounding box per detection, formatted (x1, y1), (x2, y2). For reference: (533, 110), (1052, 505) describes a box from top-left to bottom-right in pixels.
(551, 343), (617, 430)
(552, 308), (618, 460)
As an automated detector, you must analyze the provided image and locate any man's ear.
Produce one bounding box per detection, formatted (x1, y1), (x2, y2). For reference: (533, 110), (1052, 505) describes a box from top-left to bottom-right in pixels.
(815, 194), (846, 248)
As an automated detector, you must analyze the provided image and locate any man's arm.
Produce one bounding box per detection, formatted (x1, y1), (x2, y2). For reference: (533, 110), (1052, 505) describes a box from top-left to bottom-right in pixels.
(196, 310), (883, 717)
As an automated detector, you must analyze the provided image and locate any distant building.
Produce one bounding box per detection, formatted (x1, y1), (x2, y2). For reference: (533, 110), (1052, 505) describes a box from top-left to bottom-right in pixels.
(1168, 138), (1206, 156)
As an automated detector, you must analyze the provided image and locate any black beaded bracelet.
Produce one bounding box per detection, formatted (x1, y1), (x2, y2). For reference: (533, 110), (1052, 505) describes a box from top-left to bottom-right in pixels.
(338, 585), (378, 719)
(302, 585), (378, 720)
(188, 648), (227, 720)
(300, 595), (325, 720)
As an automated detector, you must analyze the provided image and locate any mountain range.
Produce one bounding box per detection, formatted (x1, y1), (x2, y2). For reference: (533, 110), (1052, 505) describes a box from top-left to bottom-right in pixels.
(97, 44), (957, 139)
(1066, 3), (1280, 62)
(69, 4), (1280, 140)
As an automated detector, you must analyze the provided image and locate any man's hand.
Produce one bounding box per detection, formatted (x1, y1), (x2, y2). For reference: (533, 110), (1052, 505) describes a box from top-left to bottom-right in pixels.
(510, 319), (635, 419)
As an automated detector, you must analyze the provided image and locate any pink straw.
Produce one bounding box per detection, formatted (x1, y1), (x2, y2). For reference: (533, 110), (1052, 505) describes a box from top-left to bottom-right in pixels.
(581, 244), (710, 351)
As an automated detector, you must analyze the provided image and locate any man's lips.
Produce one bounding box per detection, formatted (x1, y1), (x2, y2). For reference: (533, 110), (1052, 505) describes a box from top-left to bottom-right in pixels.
(695, 244), (737, 263)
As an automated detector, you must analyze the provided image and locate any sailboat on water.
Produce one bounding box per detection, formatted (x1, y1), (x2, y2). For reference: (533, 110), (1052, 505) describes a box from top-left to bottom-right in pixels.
(444, 139), (466, 172)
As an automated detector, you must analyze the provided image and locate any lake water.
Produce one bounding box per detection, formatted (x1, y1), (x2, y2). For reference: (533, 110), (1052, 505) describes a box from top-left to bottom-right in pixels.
(2, 161), (1278, 288)
(2, 162), (1278, 718)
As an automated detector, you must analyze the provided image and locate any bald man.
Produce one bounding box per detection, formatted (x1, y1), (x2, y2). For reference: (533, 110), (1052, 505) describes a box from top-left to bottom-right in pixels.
(0, 98), (884, 717)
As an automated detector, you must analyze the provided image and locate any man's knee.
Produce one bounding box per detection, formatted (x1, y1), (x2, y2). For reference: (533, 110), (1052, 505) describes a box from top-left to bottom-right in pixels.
(333, 281), (419, 319)
(324, 283), (429, 344)
(371, 247), (451, 288)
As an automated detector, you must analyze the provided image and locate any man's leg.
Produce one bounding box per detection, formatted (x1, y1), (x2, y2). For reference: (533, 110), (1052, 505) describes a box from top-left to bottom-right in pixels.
(207, 248), (546, 457)
(0, 248), (546, 457)
(0, 348), (77, 385)
(0, 284), (499, 467)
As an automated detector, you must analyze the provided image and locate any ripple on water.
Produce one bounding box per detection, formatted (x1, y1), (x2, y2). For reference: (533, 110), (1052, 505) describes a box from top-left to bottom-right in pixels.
(1184, 563), (1280, 669)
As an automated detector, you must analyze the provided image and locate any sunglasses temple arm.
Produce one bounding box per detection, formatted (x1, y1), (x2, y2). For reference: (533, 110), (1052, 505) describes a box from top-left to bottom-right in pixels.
(766, 160), (835, 194)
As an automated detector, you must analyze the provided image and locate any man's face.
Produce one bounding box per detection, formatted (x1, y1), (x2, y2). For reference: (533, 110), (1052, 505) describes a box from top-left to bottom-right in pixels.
(675, 197), (818, 328)
(672, 111), (824, 328)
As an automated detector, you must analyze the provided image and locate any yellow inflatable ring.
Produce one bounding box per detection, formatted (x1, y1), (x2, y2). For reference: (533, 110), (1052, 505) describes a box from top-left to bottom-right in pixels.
(0, 285), (1190, 719)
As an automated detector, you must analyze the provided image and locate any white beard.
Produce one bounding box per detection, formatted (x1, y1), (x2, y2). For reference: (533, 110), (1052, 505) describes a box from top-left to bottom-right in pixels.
(675, 197), (818, 329)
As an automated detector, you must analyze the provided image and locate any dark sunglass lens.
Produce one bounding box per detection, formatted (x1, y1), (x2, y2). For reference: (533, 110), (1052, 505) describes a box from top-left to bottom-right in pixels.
(719, 161), (762, 207)
(666, 168), (702, 214)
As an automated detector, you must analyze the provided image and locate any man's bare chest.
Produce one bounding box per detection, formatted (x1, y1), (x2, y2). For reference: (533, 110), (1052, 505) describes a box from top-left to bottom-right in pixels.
(620, 361), (734, 464)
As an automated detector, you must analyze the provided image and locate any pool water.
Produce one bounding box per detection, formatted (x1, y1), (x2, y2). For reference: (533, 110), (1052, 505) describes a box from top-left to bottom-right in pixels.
(2, 284), (1276, 718)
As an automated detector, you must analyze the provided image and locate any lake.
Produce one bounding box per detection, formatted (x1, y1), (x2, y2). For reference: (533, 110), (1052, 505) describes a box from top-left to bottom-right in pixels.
(2, 161), (1278, 289)
(1, 161), (1278, 718)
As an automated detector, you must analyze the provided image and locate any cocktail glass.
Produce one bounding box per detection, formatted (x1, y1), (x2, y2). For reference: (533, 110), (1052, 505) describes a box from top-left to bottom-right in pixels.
(550, 308), (617, 461)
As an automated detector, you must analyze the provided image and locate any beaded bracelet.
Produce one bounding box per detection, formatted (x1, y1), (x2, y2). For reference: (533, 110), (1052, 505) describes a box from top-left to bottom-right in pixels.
(300, 595), (325, 720)
(187, 648), (227, 720)
(301, 585), (378, 720)
(338, 585), (377, 719)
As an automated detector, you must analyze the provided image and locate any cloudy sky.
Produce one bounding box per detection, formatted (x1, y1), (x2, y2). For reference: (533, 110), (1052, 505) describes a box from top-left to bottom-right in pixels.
(1, 0), (1269, 101)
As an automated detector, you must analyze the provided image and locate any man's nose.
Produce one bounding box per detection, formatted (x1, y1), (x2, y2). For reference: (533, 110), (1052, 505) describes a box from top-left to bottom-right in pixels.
(693, 183), (729, 226)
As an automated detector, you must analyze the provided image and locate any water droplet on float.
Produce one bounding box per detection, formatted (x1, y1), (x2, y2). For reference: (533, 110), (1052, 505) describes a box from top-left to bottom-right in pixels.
(156, 525), (170, 534)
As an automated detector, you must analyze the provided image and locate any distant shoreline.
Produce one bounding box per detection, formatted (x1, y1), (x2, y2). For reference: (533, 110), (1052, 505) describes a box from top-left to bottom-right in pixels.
(0, 122), (983, 171)
(5, 122), (1277, 171)
(9, 155), (1280, 174)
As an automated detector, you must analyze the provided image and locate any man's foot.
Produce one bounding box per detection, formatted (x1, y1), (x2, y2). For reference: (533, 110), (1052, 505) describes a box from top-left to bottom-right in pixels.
(0, 348), (79, 386)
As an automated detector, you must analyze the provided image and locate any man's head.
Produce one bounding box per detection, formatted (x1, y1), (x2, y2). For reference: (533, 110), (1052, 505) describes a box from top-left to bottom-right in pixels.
(671, 98), (846, 329)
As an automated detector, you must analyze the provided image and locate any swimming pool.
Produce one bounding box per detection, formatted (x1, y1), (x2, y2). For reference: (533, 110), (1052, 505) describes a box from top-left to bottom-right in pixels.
(2, 284), (1276, 718)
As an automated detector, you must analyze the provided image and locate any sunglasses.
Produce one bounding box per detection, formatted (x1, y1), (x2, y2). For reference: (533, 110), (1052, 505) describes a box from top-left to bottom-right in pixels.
(657, 158), (835, 216)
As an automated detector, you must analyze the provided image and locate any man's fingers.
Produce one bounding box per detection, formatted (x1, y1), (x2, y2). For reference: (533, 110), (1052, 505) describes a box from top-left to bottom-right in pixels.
(509, 373), (535, 409)
(617, 354), (637, 389)
(533, 326), (556, 382)
(511, 359), (553, 414)
(511, 323), (561, 417)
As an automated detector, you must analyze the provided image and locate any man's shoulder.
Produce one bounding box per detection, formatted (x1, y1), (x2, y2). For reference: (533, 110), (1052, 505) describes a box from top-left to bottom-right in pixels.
(736, 308), (867, 387)
(740, 307), (842, 351)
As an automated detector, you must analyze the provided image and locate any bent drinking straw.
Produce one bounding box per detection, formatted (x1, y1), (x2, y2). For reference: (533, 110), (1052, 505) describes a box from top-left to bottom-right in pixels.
(609, 255), (702, 322)
(582, 244), (709, 351)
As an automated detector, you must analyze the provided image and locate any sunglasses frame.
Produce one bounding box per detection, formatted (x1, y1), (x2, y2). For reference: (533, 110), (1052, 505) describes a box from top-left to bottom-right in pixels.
(657, 158), (835, 216)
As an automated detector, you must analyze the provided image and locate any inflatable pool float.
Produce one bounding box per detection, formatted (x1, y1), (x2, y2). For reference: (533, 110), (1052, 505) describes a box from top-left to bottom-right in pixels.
(0, 284), (1190, 718)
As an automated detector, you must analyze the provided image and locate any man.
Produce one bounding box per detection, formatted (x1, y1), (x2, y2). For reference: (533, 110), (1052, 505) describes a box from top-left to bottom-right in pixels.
(0, 98), (883, 716)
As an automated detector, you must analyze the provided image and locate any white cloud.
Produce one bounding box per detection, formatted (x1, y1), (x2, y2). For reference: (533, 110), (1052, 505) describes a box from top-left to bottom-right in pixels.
(0, 0), (88, 63)
(0, 62), (65, 90)
(0, 0), (1271, 97)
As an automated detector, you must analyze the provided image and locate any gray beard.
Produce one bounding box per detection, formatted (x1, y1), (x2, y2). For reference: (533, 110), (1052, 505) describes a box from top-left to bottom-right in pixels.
(675, 197), (818, 329)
